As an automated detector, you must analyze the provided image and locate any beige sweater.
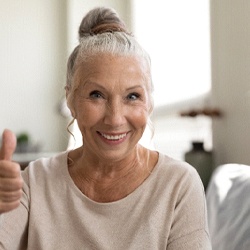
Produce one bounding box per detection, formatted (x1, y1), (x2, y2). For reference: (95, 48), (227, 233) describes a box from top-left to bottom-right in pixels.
(0, 151), (211, 249)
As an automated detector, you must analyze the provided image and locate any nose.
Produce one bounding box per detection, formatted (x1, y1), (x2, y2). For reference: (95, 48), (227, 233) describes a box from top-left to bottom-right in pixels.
(103, 99), (126, 127)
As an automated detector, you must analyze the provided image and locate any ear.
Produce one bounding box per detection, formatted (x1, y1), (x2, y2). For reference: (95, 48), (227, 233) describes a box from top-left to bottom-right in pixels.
(65, 86), (76, 118)
(65, 86), (70, 98)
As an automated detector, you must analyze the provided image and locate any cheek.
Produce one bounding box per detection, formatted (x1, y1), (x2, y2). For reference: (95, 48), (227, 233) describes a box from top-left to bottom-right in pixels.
(74, 101), (102, 127)
(129, 107), (149, 128)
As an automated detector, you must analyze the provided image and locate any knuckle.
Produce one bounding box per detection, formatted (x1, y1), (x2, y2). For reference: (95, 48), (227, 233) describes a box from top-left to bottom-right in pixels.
(0, 189), (22, 201)
(0, 200), (20, 214)
(15, 178), (23, 189)
(0, 161), (20, 177)
(0, 177), (23, 191)
(9, 163), (21, 177)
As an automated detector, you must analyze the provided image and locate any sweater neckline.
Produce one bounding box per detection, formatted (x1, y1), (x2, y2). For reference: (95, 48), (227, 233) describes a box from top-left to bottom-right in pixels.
(60, 150), (164, 208)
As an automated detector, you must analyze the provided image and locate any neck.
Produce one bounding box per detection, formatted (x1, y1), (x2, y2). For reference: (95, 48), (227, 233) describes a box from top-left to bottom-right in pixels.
(68, 145), (156, 202)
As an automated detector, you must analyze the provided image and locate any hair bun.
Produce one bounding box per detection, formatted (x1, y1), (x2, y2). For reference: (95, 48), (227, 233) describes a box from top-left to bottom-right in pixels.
(78, 7), (129, 39)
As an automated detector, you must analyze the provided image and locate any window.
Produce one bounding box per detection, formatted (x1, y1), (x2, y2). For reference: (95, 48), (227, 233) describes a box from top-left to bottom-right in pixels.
(131, 0), (211, 107)
(131, 0), (212, 159)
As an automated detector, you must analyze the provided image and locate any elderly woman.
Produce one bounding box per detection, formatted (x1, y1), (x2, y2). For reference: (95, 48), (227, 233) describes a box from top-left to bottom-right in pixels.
(0, 7), (211, 249)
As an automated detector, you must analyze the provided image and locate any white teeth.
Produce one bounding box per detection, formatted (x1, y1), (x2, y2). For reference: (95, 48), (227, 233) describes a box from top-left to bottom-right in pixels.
(100, 133), (127, 140)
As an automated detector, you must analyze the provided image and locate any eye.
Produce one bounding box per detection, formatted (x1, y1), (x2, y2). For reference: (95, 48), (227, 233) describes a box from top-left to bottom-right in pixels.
(89, 90), (103, 99)
(127, 92), (141, 101)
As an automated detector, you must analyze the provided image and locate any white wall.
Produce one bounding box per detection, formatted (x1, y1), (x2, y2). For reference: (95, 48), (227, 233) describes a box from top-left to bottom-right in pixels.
(130, 0), (212, 160)
(211, 0), (250, 166)
(0, 0), (69, 151)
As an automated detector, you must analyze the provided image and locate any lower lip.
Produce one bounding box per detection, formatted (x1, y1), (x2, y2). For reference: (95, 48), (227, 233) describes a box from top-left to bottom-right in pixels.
(97, 132), (128, 146)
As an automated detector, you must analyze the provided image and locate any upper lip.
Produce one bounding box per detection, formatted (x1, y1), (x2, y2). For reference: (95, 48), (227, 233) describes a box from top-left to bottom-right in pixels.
(98, 131), (128, 139)
(98, 131), (128, 135)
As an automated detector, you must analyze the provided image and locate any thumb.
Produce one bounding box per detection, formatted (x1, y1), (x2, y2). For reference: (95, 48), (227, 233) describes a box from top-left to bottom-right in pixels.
(0, 129), (17, 161)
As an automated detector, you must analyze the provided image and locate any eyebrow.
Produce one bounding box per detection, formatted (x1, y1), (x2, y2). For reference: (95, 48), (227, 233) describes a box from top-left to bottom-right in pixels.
(126, 85), (145, 91)
(83, 81), (145, 92)
(82, 81), (106, 91)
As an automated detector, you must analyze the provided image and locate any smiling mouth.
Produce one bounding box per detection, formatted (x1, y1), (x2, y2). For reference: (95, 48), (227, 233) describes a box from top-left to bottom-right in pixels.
(99, 132), (127, 141)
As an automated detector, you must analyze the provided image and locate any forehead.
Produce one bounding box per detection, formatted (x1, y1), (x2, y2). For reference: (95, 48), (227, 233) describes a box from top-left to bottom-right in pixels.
(74, 53), (150, 90)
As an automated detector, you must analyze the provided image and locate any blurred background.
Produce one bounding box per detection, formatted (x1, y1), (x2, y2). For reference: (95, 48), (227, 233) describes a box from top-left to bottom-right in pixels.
(1, 0), (250, 179)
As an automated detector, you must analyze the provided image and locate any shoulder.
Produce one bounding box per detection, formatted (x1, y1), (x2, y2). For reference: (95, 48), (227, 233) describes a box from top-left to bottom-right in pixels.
(148, 151), (204, 195)
(156, 154), (209, 247)
(157, 152), (201, 184)
(153, 152), (205, 205)
(21, 151), (69, 184)
(20, 151), (70, 207)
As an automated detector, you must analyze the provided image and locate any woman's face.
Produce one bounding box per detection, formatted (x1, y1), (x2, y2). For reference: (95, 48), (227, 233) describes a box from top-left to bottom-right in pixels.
(70, 54), (151, 162)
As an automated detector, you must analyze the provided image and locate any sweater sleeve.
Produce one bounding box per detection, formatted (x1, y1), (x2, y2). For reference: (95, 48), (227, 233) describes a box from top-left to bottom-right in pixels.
(167, 165), (212, 250)
(0, 170), (30, 250)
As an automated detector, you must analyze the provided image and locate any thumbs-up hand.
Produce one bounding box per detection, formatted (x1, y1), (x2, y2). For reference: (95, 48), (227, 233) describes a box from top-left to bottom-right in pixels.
(0, 129), (23, 214)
